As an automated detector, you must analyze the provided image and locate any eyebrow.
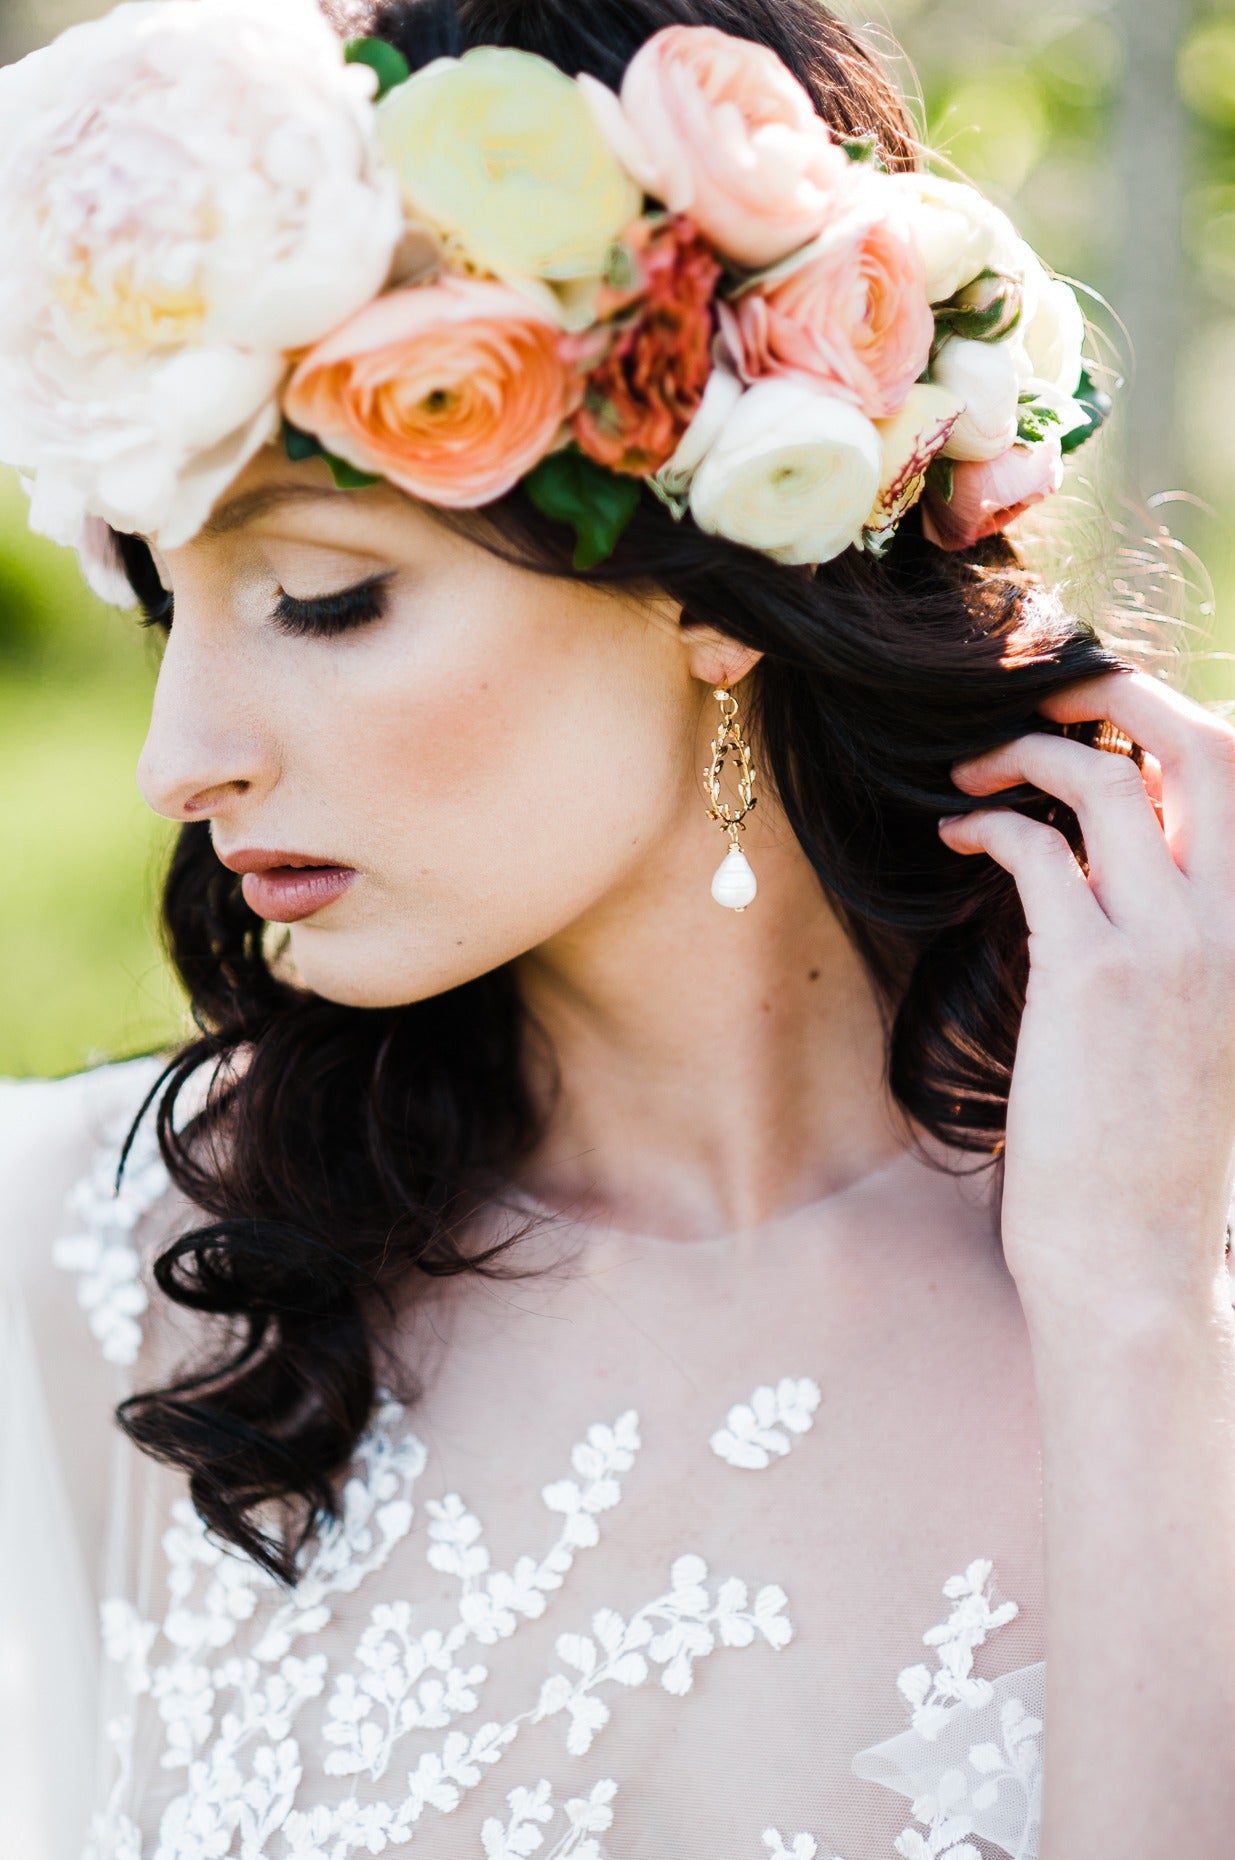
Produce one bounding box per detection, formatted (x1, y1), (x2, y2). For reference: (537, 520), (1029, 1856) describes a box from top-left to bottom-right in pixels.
(199, 482), (364, 540)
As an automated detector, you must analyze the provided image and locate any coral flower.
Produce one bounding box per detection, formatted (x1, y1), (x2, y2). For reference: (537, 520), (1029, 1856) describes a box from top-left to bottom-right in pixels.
(721, 197), (935, 421)
(283, 277), (582, 507)
(571, 216), (722, 476)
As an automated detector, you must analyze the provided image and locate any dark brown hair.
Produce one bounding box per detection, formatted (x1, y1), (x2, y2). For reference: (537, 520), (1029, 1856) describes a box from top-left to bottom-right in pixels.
(112, 0), (1126, 1580)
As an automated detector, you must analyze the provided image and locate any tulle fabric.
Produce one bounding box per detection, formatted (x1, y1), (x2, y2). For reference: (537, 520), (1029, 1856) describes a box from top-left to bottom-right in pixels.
(2, 1055), (1079, 1860)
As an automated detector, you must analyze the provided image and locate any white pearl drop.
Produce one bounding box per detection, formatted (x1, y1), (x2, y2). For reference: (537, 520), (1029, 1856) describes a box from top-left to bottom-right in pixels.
(711, 845), (757, 911)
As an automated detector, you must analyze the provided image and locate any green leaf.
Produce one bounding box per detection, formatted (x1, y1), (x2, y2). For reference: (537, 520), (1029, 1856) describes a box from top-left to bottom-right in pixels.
(283, 422), (379, 489)
(523, 449), (642, 570)
(283, 422), (324, 464)
(344, 37), (411, 100)
(647, 474), (690, 522)
(323, 453), (382, 491)
(602, 241), (639, 293)
(925, 456), (955, 505)
(1017, 402), (1063, 445)
(842, 133), (883, 168)
(1060, 366), (1115, 456)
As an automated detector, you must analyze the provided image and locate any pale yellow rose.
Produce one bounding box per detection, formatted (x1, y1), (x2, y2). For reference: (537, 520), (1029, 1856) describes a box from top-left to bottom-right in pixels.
(377, 47), (641, 317)
(866, 383), (966, 542)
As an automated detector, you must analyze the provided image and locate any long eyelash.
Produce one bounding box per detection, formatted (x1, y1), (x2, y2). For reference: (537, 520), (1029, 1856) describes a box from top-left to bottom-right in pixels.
(273, 574), (393, 637)
(137, 590), (174, 631)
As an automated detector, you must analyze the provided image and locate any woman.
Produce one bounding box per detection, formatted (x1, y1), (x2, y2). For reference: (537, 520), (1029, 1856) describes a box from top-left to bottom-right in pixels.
(1, 0), (1233, 1856)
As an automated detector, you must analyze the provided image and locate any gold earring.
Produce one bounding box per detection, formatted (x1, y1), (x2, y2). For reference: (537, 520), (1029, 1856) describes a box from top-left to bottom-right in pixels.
(703, 684), (758, 911)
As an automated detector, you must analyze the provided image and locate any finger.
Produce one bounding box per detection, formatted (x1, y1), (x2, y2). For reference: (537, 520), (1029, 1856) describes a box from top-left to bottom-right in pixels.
(938, 809), (1104, 938)
(951, 732), (1177, 923)
(1037, 670), (1235, 882)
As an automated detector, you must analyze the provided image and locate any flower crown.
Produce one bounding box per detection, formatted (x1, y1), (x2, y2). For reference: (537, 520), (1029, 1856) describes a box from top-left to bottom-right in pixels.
(0, 0), (1112, 604)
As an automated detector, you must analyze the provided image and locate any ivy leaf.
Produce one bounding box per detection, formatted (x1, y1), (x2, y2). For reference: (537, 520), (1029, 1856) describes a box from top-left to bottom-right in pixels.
(1016, 401), (1063, 446)
(323, 454), (382, 490)
(344, 37), (411, 100)
(842, 133), (884, 169)
(283, 422), (380, 489)
(925, 455), (955, 505)
(523, 449), (641, 570)
(1060, 366), (1115, 455)
(283, 421), (324, 464)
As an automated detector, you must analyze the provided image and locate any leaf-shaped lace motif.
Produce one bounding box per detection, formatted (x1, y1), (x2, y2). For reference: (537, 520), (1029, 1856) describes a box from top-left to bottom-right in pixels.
(53, 1094), (169, 1365)
(709, 1375), (822, 1469)
(90, 1391), (799, 1859)
(895, 1558), (1020, 1742)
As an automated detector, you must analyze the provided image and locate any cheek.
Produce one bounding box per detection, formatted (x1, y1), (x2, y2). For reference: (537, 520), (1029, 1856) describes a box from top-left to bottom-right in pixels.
(290, 565), (692, 996)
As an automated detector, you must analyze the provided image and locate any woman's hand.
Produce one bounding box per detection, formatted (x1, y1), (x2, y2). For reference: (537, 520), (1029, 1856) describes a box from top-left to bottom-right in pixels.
(939, 669), (1235, 1331)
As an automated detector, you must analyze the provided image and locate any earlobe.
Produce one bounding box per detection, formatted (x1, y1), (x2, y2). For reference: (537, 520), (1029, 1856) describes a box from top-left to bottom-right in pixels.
(679, 609), (764, 690)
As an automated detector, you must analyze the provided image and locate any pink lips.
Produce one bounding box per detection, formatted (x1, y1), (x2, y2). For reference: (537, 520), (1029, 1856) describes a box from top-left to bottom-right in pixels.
(215, 848), (358, 924)
(239, 866), (357, 923)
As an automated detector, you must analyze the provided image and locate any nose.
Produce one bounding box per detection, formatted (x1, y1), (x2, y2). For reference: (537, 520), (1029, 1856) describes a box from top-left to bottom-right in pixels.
(135, 614), (273, 825)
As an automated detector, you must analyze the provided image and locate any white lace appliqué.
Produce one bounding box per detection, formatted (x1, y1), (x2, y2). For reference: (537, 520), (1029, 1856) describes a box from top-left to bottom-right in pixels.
(709, 1375), (821, 1469)
(896, 1559), (1021, 1741)
(88, 1389), (797, 1860)
(57, 1089), (1064, 1860)
(53, 1092), (169, 1365)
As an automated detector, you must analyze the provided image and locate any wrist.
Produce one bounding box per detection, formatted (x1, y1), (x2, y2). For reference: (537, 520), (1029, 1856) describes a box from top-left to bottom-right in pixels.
(1016, 1264), (1235, 1364)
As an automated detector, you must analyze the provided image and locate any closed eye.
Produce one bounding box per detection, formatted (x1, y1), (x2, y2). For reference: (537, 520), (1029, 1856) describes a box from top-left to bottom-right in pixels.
(271, 572), (395, 638)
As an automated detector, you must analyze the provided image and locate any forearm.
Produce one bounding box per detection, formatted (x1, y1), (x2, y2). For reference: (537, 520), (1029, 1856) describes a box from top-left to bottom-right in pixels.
(1024, 1271), (1235, 1859)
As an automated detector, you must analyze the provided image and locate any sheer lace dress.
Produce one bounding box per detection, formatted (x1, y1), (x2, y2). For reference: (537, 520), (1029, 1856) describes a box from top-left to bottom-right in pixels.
(7, 1054), (1227, 1860)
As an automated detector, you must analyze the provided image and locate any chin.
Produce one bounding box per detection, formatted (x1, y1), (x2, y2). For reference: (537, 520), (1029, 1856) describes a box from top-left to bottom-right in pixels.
(278, 928), (488, 1011)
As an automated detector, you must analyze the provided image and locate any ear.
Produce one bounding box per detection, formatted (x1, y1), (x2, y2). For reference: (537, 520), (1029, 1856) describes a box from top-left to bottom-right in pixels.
(678, 611), (764, 690)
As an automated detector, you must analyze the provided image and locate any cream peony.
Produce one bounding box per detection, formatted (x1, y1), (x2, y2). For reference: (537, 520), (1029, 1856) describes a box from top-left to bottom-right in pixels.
(377, 46), (641, 312)
(889, 172), (1019, 305)
(687, 378), (883, 566)
(933, 335), (1023, 463)
(0, 0), (403, 546)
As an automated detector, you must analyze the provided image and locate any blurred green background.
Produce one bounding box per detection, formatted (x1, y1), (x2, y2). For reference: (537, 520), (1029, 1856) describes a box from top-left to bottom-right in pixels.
(1, 0), (1233, 1077)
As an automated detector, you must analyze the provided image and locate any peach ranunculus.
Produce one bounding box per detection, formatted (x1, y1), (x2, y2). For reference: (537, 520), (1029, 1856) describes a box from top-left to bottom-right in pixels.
(719, 196), (935, 421)
(570, 216), (722, 476)
(922, 436), (1065, 551)
(578, 25), (854, 271)
(283, 277), (582, 507)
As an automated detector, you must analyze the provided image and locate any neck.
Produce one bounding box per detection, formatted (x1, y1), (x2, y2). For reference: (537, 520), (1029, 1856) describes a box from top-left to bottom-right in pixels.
(513, 808), (909, 1242)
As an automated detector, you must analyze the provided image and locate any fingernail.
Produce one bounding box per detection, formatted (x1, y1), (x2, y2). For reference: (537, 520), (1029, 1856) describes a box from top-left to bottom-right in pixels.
(938, 814), (965, 829)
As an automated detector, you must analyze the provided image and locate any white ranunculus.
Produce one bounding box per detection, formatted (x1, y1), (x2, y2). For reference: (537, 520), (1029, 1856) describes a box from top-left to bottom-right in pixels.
(0, 0), (404, 544)
(688, 379), (883, 567)
(933, 335), (1023, 463)
(1020, 267), (1086, 396)
(888, 173), (1021, 305)
(655, 359), (745, 500)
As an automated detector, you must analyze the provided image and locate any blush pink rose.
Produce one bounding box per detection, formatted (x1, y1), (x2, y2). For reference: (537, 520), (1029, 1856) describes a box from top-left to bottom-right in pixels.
(719, 202), (935, 420)
(580, 25), (855, 270)
(283, 277), (581, 507)
(922, 436), (1065, 550)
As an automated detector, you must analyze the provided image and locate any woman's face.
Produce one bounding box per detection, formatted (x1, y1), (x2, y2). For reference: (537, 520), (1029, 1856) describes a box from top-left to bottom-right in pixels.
(137, 444), (758, 1008)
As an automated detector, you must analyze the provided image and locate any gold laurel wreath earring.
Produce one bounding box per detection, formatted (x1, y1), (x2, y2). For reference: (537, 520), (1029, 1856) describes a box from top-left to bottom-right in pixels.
(704, 684), (758, 910)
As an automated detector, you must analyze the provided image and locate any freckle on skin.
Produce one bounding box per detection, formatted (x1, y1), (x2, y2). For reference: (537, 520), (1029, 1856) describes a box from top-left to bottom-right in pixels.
(808, 969), (820, 982)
